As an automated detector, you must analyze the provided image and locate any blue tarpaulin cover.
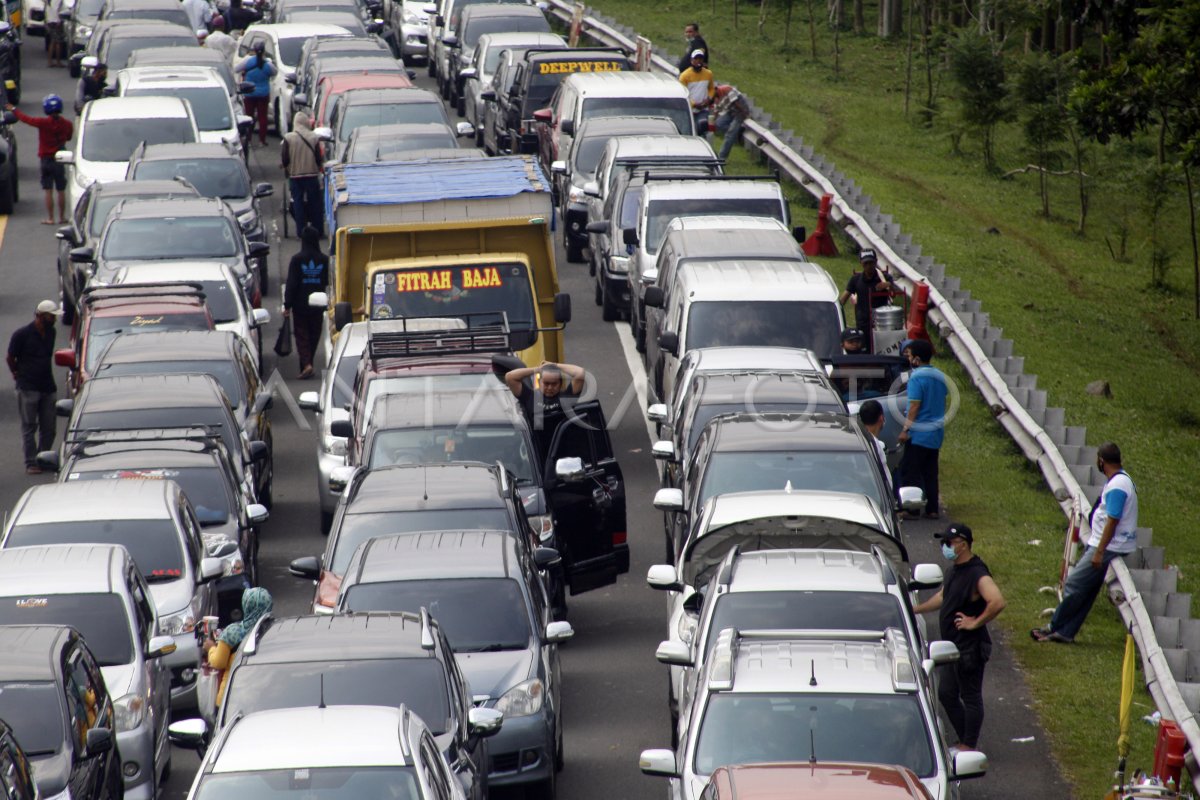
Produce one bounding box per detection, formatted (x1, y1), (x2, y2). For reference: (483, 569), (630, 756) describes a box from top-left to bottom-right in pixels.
(326, 155), (550, 209)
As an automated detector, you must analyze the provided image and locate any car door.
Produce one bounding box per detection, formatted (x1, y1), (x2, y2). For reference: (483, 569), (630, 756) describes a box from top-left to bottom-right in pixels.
(419, 732), (463, 800)
(63, 643), (107, 800)
(127, 570), (169, 753)
(542, 401), (627, 595)
(439, 647), (484, 800)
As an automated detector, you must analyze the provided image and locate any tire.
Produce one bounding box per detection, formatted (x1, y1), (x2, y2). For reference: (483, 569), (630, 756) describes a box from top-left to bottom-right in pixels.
(426, 57), (436, 77)
(8, 79), (18, 104)
(273, 98), (280, 135)
(455, 96), (465, 117)
(258, 258), (269, 296)
(69, 58), (79, 77)
(530, 769), (555, 800)
(633, 303), (646, 353)
(564, 237), (583, 264)
(474, 122), (483, 148)
(601, 280), (621, 322)
(593, 278), (601, 307)
(0, 174), (13, 215)
(439, 76), (449, 99)
(320, 509), (333, 535)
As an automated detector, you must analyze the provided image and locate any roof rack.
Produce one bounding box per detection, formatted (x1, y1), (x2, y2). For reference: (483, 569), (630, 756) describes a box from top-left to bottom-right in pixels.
(525, 46), (630, 58)
(621, 156), (724, 168)
(365, 313), (512, 362)
(418, 607), (436, 651)
(63, 425), (225, 454)
(641, 174), (776, 184)
(81, 282), (206, 305)
(241, 612), (274, 656)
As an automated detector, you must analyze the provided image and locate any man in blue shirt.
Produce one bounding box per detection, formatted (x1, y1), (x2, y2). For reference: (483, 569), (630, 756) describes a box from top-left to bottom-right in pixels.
(898, 339), (947, 518)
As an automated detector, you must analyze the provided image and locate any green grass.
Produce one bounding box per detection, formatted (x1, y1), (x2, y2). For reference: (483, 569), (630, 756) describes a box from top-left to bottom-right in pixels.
(575, 3), (1200, 797)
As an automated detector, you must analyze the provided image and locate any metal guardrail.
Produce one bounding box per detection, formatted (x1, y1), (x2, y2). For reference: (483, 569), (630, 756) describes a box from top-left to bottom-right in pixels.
(541, 0), (1200, 774)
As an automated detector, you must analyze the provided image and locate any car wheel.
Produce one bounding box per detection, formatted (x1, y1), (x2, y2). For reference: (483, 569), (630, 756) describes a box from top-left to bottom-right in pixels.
(160, 747), (172, 784)
(565, 236), (583, 264)
(474, 123), (483, 148)
(320, 509), (333, 535)
(593, 277), (601, 307)
(555, 722), (564, 772)
(69, 59), (79, 78)
(456, 96), (465, 117)
(633, 304), (646, 353)
(0, 175), (14, 215)
(601, 281), (621, 322)
(439, 76), (449, 99)
(7, 79), (18, 105)
(427, 56), (436, 77)
(530, 769), (555, 800)
(273, 98), (280, 135)
(258, 258), (269, 296)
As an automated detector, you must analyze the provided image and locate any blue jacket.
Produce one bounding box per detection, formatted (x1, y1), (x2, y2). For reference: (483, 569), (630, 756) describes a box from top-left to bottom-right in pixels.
(238, 55), (276, 98)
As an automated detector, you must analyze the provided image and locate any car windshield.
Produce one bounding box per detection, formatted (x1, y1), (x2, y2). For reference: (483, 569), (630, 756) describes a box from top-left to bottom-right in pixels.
(686, 301), (842, 359)
(694, 694), (934, 778)
(463, 16), (547, 47)
(582, 96), (690, 135)
(707, 592), (905, 655)
(362, 374), (501, 427)
(367, 426), (533, 483)
(85, 313), (212, 373)
(132, 158), (248, 199)
(194, 768), (421, 800)
(89, 192), (193, 237)
(224, 660), (450, 733)
(699, 450), (883, 508)
(105, 34), (196, 70)
(70, 466), (235, 524)
(343, 578), (531, 651)
(7, 520), (186, 582)
(687, 401), (843, 454)
(0, 593), (133, 667)
(101, 217), (240, 260)
(279, 35), (324, 66)
(108, 8), (189, 24)
(82, 116), (196, 162)
(338, 103), (447, 140)
(645, 198), (783, 255)
(0, 683), (65, 756)
(570, 136), (610, 177)
(331, 508), (509, 572)
(617, 185), (641, 229)
(349, 133), (458, 162)
(95, 360), (244, 407)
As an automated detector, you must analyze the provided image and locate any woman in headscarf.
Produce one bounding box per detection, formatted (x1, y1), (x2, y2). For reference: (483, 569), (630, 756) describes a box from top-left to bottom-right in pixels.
(203, 587), (273, 706)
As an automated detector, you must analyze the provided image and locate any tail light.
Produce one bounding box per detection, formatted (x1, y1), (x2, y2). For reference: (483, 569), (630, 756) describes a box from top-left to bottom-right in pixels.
(612, 531), (627, 546)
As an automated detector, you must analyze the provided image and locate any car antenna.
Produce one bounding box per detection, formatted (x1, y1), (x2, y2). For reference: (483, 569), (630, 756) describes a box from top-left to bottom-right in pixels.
(423, 467), (429, 501)
(319, 673), (326, 709)
(809, 659), (817, 686)
(809, 727), (816, 765)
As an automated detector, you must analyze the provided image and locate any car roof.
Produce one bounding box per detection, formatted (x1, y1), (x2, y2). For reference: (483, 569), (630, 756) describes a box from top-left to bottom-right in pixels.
(705, 489), (885, 532)
(118, 66), (225, 89)
(680, 260), (838, 302)
(347, 463), (507, 514)
(688, 347), (824, 373)
(710, 412), (862, 451)
(97, 329), (239, 363)
(607, 135), (715, 160)
(101, 20), (193, 34)
(563, 70), (689, 98)
(479, 31), (561, 48)
(710, 763), (932, 800)
(132, 142), (241, 161)
(0, 545), (126, 595)
(461, 3), (545, 19)
(249, 612), (436, 663)
(285, 9), (362, 23)
(643, 179), (782, 201)
(369, 388), (523, 430)
(340, 87), (440, 105)
(0, 626), (72, 681)
(14, 480), (177, 524)
(66, 446), (224, 474)
(694, 372), (840, 406)
(662, 220), (802, 260)
(728, 549), (890, 593)
(105, 0), (186, 10)
(350, 122), (456, 140)
(728, 637), (899, 695)
(350, 530), (519, 584)
(128, 46), (229, 63)
(84, 95), (191, 120)
(78, 374), (226, 412)
(319, 74), (415, 94)
(111, 197), (231, 219)
(113, 262), (238, 284)
(246, 21), (354, 37)
(666, 214), (791, 233)
(89, 178), (200, 198)
(214, 706), (412, 772)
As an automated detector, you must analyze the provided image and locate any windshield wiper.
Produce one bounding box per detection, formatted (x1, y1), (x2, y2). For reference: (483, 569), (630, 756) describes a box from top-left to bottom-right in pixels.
(461, 643), (525, 653)
(144, 573), (182, 583)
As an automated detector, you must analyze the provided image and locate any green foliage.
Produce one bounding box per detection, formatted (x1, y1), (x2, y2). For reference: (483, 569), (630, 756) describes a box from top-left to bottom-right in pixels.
(1014, 53), (1069, 216)
(946, 29), (1012, 171)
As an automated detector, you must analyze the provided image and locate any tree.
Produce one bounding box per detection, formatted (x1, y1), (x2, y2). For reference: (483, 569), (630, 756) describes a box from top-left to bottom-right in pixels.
(947, 29), (1013, 171)
(1014, 54), (1068, 217)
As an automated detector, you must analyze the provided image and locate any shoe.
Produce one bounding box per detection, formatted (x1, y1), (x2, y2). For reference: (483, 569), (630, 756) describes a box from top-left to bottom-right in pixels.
(25, 466), (42, 475)
(298, 366), (314, 379)
(1031, 627), (1072, 643)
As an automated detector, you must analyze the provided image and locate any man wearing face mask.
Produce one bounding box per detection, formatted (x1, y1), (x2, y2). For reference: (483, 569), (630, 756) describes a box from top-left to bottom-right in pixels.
(913, 524), (1006, 751)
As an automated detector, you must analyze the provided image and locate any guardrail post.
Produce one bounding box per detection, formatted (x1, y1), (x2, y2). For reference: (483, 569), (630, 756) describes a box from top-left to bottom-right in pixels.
(635, 35), (652, 71)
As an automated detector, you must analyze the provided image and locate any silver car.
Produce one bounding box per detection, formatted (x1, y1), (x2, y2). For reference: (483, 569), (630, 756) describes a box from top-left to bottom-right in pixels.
(0, 544), (177, 800)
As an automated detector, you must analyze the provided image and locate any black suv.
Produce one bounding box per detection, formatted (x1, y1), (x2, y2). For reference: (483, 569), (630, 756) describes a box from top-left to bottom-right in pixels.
(0, 79), (18, 213)
(0, 626), (122, 800)
(214, 611), (494, 800)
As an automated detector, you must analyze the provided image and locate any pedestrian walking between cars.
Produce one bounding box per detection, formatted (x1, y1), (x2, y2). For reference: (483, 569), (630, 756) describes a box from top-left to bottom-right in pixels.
(7, 301), (63, 474)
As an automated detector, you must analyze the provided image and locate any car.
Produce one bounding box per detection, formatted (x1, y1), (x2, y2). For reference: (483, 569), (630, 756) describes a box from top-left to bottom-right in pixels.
(588, 133), (721, 215)
(0, 10), (20, 104)
(638, 627), (984, 800)
(125, 142), (273, 255)
(21, 0), (44, 36)
(288, 34), (391, 128)
(95, 0), (191, 29)
(443, 4), (549, 115)
(277, 9), (376, 37)
(170, 704), (498, 800)
(553, 115), (677, 264)
(64, 0), (103, 60)
(126, 46), (239, 96)
(336, 530), (572, 796)
(82, 197), (268, 304)
(57, 283), (215, 392)
(390, 0), (431, 65)
(57, 373), (273, 508)
(306, 67), (415, 129)
(0, 81), (20, 212)
(0, 626), (120, 800)
(700, 763), (936, 800)
(108, 262), (270, 368)
(116, 68), (250, 152)
(0, 544), (176, 800)
(55, 178), (200, 323)
(211, 612), (497, 800)
(1, 480), (226, 710)
(235, 23), (351, 132)
(69, 19), (196, 76)
(342, 120), (460, 162)
(428, 0), (528, 87)
(325, 86), (451, 161)
(58, 96), (200, 212)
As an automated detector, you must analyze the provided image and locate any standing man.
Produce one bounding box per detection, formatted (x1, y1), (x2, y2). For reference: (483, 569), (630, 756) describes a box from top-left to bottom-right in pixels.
(5, 95), (73, 225)
(283, 225), (330, 380)
(1034, 442), (1138, 644)
(181, 0), (214, 33)
(74, 61), (107, 114)
(713, 83), (749, 161)
(676, 22), (707, 72)
(226, 0), (262, 33)
(45, 0), (65, 68)
(679, 50), (714, 135)
(205, 16), (237, 61)
(838, 249), (898, 352)
(898, 339), (946, 519)
(858, 399), (891, 492)
(504, 361), (586, 427)
(281, 112), (324, 233)
(236, 40), (275, 147)
(7, 301), (62, 475)
(913, 524), (1006, 751)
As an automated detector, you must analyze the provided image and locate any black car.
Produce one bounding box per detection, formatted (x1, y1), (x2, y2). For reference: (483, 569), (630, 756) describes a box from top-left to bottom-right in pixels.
(443, 3), (549, 115)
(70, 19), (196, 76)
(213, 611), (494, 800)
(484, 47), (630, 156)
(0, 626), (122, 800)
(0, 9), (21, 104)
(95, 0), (192, 28)
(0, 80), (19, 212)
(0, 716), (38, 800)
(55, 178), (201, 323)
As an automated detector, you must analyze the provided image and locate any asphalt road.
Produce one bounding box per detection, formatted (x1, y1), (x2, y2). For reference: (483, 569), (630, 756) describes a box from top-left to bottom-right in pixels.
(0, 48), (1072, 800)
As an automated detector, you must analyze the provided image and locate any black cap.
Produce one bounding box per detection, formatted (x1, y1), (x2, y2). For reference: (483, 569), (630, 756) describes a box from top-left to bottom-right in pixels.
(841, 327), (865, 343)
(934, 523), (972, 544)
(859, 248), (878, 263)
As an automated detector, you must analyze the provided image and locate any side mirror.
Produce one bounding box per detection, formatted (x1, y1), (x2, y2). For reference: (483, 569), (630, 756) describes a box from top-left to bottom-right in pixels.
(658, 331), (679, 357)
(646, 403), (667, 423)
(329, 464), (355, 492)
(84, 727), (113, 758)
(560, 119), (574, 135)
(440, 34), (457, 47)
(253, 182), (274, 198)
(952, 749), (988, 780)
(553, 292), (571, 324)
(422, 3), (436, 13)
(533, 546), (561, 568)
(460, 67), (476, 80)
(251, 308), (271, 328)
(909, 563), (943, 590)
(898, 485), (926, 515)
(455, 121), (474, 137)
(792, 225), (806, 242)
(293, 91), (310, 107)
(532, 108), (552, 124)
(582, 180), (599, 198)
(146, 635), (177, 659)
(69, 246), (94, 263)
(56, 150), (75, 165)
(56, 398), (75, 418)
(544, 620), (574, 643)
(313, 126), (334, 142)
(622, 227), (638, 247)
(247, 241), (270, 259)
(550, 159), (566, 174)
(639, 749), (678, 778)
(650, 440), (675, 462)
(585, 220), (607, 235)
(54, 348), (77, 368)
(198, 557), (224, 582)
(655, 640), (692, 667)
(248, 440), (269, 463)
(480, 89), (495, 101)
(167, 719), (208, 750)
(928, 640), (960, 666)
(554, 456), (585, 483)
(1, 110), (15, 126)
(208, 540), (238, 559)
(253, 392), (274, 413)
(284, 72), (298, 85)
(434, 13), (444, 25)
(247, 503), (270, 524)
(308, 290), (329, 309)
(652, 488), (683, 513)
(329, 419), (353, 438)
(298, 391), (320, 411)
(56, 225), (78, 243)
(645, 564), (681, 592)
(36, 450), (61, 472)
(643, 286), (664, 308)
(467, 707), (503, 738)
(289, 555), (321, 580)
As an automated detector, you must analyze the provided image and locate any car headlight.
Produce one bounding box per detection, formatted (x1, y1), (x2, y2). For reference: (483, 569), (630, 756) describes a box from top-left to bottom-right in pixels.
(237, 212), (257, 232)
(403, 10), (422, 23)
(114, 692), (146, 732)
(494, 678), (543, 718)
(677, 611), (697, 645)
(78, 24), (92, 37)
(322, 434), (347, 456)
(159, 609), (196, 636)
(609, 255), (630, 274)
(567, 185), (584, 205)
(74, 170), (91, 189)
(529, 513), (554, 544)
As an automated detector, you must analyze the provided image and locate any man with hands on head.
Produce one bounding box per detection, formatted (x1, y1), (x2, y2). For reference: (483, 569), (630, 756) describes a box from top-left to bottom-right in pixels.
(505, 360), (586, 423)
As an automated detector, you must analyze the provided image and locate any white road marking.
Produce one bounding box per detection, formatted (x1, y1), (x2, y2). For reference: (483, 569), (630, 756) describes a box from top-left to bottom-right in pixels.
(614, 320), (656, 448)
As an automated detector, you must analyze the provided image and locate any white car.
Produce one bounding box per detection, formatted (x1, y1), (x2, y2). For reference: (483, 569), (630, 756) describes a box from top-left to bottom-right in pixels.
(235, 22), (353, 133)
(59, 96), (199, 212)
(116, 66), (248, 152)
(22, 0), (46, 36)
(107, 261), (270, 369)
(394, 0), (430, 63)
(459, 31), (561, 143)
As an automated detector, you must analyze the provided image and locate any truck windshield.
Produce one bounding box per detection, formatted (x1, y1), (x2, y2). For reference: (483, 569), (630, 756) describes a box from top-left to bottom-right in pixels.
(369, 262), (537, 350)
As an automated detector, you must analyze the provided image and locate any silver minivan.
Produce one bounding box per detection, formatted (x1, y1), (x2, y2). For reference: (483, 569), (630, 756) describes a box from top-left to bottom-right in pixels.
(1, 480), (223, 712)
(0, 544), (177, 800)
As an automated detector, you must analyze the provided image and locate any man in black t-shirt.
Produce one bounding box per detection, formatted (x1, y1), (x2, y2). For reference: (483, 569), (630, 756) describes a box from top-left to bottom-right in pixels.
(912, 523), (1006, 750)
(7, 301), (62, 474)
(504, 360), (586, 430)
(839, 249), (898, 352)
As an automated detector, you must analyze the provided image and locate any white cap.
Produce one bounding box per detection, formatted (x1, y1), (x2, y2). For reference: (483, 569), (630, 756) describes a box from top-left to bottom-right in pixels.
(691, 49), (705, 59)
(36, 300), (62, 316)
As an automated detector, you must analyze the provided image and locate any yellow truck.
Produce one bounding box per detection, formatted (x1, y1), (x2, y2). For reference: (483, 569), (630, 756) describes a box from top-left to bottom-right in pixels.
(317, 155), (570, 365)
